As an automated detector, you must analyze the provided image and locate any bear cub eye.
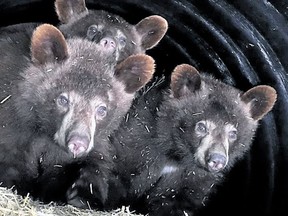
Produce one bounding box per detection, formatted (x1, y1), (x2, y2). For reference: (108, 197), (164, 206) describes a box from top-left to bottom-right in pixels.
(56, 94), (69, 107)
(228, 130), (237, 141)
(195, 121), (208, 135)
(96, 105), (107, 119)
(87, 24), (102, 40)
(117, 35), (127, 48)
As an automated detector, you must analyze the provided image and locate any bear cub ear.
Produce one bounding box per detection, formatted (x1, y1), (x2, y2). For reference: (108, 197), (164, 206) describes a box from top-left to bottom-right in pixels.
(31, 24), (68, 65)
(240, 85), (277, 121)
(115, 54), (155, 93)
(170, 64), (202, 98)
(135, 15), (168, 50)
(55, 0), (88, 24)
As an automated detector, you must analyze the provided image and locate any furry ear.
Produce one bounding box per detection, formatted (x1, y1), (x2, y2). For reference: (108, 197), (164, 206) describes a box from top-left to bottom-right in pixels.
(31, 24), (68, 65)
(135, 15), (168, 50)
(55, 0), (88, 23)
(170, 64), (201, 98)
(240, 85), (277, 120)
(115, 54), (155, 93)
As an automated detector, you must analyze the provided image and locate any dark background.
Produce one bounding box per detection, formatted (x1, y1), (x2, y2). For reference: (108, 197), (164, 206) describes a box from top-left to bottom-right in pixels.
(0, 0), (287, 215)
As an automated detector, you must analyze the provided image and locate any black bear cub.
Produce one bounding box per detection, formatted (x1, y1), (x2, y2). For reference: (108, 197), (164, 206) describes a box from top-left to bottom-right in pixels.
(0, 0), (167, 102)
(0, 0), (167, 69)
(89, 64), (276, 215)
(55, 0), (168, 63)
(0, 23), (155, 202)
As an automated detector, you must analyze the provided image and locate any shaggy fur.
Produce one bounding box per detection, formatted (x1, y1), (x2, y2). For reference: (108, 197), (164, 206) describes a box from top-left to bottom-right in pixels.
(0, 0), (168, 125)
(55, 0), (168, 63)
(0, 0), (167, 207)
(65, 64), (276, 215)
(0, 24), (155, 207)
(0, 0), (167, 74)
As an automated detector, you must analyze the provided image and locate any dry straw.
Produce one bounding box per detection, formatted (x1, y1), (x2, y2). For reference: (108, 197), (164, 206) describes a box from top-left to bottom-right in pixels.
(0, 186), (142, 216)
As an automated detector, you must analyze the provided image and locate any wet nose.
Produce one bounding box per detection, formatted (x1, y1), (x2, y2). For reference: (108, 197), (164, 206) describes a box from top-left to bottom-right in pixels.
(67, 135), (90, 158)
(100, 37), (116, 51)
(206, 153), (227, 172)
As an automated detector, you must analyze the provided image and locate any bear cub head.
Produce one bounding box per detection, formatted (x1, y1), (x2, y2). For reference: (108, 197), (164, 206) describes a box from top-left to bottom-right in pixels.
(17, 24), (155, 158)
(55, 0), (168, 63)
(159, 64), (277, 173)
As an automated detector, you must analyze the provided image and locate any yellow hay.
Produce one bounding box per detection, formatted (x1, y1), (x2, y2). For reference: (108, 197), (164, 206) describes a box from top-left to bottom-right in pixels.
(0, 187), (142, 216)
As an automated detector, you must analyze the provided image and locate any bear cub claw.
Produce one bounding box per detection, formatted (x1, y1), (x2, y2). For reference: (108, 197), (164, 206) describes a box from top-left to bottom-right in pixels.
(66, 168), (108, 209)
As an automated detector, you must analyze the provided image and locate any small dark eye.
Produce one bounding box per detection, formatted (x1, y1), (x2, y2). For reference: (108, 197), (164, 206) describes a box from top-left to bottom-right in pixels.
(89, 25), (98, 33)
(87, 25), (100, 40)
(118, 36), (126, 47)
(57, 94), (69, 107)
(229, 130), (237, 141)
(195, 121), (207, 134)
(96, 105), (107, 118)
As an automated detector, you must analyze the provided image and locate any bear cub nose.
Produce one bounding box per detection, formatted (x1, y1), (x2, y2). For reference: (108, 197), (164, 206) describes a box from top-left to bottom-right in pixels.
(206, 153), (227, 172)
(100, 37), (116, 51)
(68, 135), (90, 158)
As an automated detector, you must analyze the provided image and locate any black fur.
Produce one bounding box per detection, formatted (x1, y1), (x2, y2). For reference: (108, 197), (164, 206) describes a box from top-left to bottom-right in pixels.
(0, 0), (166, 205)
(0, 24), (155, 206)
(65, 64), (276, 215)
(55, 0), (168, 63)
(0, 0), (167, 81)
(0, 0), (167, 126)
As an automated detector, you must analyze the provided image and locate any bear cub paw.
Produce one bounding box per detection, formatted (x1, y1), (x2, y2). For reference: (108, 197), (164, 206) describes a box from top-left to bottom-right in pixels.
(66, 167), (108, 209)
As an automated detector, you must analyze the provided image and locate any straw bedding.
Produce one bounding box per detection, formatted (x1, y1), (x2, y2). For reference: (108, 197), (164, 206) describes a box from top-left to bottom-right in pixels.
(0, 186), (142, 216)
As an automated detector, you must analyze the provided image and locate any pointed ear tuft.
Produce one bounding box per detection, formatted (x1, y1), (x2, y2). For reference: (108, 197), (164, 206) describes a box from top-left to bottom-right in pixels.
(115, 54), (155, 93)
(135, 15), (168, 50)
(55, 0), (88, 23)
(31, 24), (68, 65)
(170, 64), (201, 98)
(241, 85), (277, 120)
